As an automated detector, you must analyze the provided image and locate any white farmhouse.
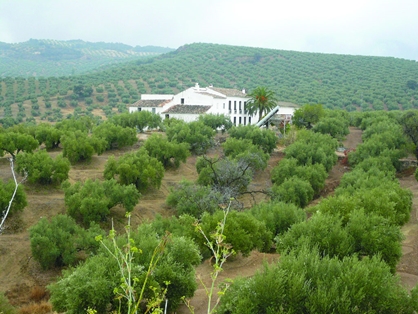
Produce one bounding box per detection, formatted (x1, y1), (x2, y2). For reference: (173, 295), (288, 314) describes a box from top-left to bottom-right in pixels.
(128, 83), (295, 126)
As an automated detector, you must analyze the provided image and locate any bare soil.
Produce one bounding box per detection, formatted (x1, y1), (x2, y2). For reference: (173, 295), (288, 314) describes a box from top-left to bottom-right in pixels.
(0, 127), (417, 313)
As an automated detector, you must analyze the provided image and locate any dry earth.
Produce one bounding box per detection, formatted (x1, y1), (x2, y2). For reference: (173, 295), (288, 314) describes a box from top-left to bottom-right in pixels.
(0, 127), (417, 313)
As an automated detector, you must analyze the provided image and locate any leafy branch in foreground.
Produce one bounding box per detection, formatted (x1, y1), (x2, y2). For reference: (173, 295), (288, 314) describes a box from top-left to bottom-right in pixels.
(183, 202), (235, 314)
(95, 214), (170, 314)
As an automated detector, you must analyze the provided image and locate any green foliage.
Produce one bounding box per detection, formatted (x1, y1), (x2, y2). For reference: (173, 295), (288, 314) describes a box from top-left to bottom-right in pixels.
(271, 158), (327, 194)
(217, 247), (415, 314)
(29, 214), (103, 269)
(0, 179), (27, 217)
(197, 113), (233, 132)
(166, 180), (223, 217)
(222, 137), (269, 171)
(165, 119), (215, 154)
(228, 125), (277, 154)
(92, 121), (137, 150)
(104, 148), (164, 192)
(62, 179), (140, 225)
(34, 123), (62, 149)
(284, 130), (338, 171)
(249, 201), (305, 237)
(16, 151), (70, 185)
(345, 209), (403, 272)
(143, 133), (190, 168)
(335, 161), (396, 195)
(315, 181), (412, 226)
(48, 254), (116, 314)
(73, 82), (93, 98)
(271, 176), (314, 208)
(55, 116), (94, 133)
(400, 110), (418, 159)
(48, 225), (200, 314)
(0, 293), (16, 314)
(246, 86), (278, 121)
(293, 104), (325, 129)
(199, 210), (272, 257)
(415, 167), (418, 182)
(0, 131), (39, 158)
(277, 213), (353, 259)
(312, 116), (349, 140)
(61, 130), (106, 163)
(111, 111), (162, 131)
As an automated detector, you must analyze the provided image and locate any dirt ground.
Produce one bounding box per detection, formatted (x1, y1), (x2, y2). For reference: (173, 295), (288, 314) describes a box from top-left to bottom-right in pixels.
(0, 127), (417, 313)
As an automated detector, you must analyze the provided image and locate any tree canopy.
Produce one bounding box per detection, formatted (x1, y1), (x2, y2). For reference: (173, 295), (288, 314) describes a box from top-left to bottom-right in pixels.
(245, 86), (278, 121)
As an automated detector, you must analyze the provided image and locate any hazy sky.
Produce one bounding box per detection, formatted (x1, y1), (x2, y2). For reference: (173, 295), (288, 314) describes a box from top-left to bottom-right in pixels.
(1, 0), (417, 60)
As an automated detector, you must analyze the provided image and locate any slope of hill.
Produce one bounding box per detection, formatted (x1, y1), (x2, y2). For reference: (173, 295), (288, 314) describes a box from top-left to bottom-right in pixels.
(1, 42), (418, 124)
(0, 39), (174, 77)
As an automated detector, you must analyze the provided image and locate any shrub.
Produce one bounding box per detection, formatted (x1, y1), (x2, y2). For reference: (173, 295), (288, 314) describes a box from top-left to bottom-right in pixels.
(199, 210), (272, 257)
(48, 228), (200, 314)
(228, 125), (277, 154)
(104, 148), (164, 192)
(29, 214), (103, 269)
(0, 179), (27, 218)
(250, 201), (306, 237)
(143, 133), (190, 168)
(271, 177), (314, 208)
(62, 179), (140, 226)
(166, 180), (223, 217)
(217, 247), (415, 314)
(165, 120), (215, 154)
(16, 151), (70, 185)
(92, 121), (137, 150)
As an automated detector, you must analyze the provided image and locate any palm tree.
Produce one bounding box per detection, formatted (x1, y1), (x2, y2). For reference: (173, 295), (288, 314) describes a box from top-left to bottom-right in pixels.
(246, 87), (278, 122)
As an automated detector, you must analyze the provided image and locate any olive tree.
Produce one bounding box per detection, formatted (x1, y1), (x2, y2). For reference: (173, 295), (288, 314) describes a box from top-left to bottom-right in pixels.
(62, 179), (140, 226)
(16, 151), (70, 185)
(104, 148), (164, 192)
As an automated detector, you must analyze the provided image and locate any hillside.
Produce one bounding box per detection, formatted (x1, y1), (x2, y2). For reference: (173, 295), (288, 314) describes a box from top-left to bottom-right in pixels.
(0, 39), (173, 77)
(1, 42), (418, 125)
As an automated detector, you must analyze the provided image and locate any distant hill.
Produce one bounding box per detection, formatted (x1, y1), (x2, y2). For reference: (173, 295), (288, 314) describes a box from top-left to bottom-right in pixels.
(1, 42), (418, 125)
(0, 39), (174, 77)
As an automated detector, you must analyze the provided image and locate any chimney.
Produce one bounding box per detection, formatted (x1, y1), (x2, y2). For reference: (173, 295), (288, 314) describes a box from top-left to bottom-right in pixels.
(195, 82), (200, 89)
(242, 88), (246, 94)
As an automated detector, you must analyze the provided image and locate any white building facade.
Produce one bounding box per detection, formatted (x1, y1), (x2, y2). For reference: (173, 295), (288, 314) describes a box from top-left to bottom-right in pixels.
(128, 83), (295, 126)
(128, 83), (258, 126)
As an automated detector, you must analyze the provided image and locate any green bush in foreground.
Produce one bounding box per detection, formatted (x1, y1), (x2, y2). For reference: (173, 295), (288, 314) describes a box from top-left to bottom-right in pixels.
(29, 214), (103, 269)
(218, 247), (417, 314)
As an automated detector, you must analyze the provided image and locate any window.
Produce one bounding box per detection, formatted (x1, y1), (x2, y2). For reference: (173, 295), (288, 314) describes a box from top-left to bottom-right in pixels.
(249, 117), (252, 125)
(244, 101), (247, 114)
(233, 117), (236, 125)
(239, 117), (242, 124)
(165, 114), (169, 119)
(223, 103), (225, 109)
(228, 100), (231, 109)
(239, 101), (241, 110)
(244, 117), (246, 125)
(234, 101), (236, 110)
(137, 107), (141, 112)
(181, 98), (184, 104)
(152, 108), (156, 113)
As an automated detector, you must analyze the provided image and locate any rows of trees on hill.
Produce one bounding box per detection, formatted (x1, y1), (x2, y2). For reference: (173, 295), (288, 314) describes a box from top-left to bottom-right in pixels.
(1, 43), (418, 125)
(0, 39), (172, 77)
(1, 106), (418, 313)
